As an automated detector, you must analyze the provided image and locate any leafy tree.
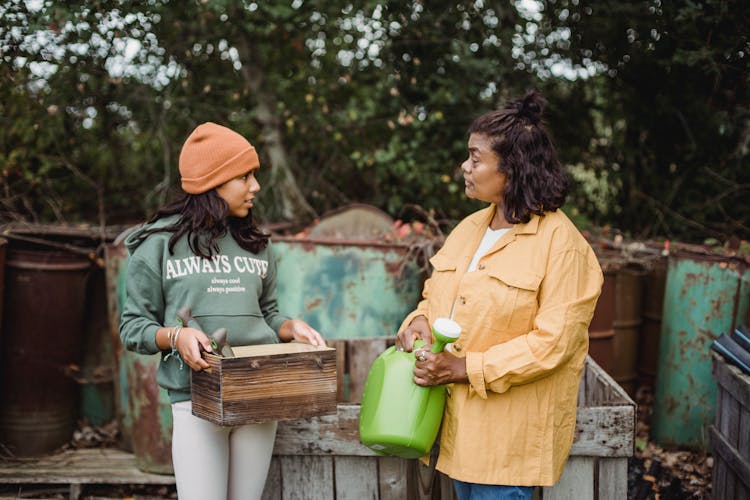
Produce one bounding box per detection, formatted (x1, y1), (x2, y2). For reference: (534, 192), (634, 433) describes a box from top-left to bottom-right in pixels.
(527, 0), (750, 241)
(2, 0), (745, 244)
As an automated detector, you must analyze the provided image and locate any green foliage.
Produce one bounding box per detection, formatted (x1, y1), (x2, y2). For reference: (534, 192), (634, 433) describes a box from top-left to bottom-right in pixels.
(0, 0), (747, 244)
(529, 0), (750, 242)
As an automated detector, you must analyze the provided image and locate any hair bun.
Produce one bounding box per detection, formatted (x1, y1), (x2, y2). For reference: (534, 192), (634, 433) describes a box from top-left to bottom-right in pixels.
(510, 90), (546, 124)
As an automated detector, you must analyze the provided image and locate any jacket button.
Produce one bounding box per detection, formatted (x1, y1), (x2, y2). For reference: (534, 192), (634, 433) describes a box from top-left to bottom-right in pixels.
(453, 343), (462, 352)
(459, 296), (466, 305)
(478, 263), (485, 270)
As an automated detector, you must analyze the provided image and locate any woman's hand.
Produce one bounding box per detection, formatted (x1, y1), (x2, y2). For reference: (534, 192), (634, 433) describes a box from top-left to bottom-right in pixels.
(395, 315), (432, 352)
(412, 349), (469, 387)
(279, 319), (326, 347)
(175, 327), (212, 371)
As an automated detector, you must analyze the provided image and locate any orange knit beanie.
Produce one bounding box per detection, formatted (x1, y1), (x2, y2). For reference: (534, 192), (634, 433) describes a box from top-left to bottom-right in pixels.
(179, 122), (260, 194)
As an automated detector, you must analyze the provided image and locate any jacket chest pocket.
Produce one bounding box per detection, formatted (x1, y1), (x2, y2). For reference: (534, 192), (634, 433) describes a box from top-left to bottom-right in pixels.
(428, 253), (458, 306)
(485, 269), (542, 334)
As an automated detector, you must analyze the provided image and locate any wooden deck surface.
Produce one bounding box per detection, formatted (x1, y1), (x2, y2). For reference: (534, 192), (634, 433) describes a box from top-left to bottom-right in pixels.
(0, 448), (174, 499)
(0, 447), (174, 485)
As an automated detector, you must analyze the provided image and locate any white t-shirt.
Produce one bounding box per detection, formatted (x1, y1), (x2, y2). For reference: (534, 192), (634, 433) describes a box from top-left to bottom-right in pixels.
(467, 227), (510, 272)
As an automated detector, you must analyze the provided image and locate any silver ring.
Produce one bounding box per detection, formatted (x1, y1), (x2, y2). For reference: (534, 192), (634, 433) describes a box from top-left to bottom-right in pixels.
(417, 352), (426, 362)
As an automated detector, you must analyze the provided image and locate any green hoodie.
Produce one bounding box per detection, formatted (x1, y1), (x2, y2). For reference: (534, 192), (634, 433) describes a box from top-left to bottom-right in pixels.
(119, 215), (289, 403)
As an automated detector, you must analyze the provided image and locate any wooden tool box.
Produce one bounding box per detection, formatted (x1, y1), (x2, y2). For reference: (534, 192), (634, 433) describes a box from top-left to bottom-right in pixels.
(190, 343), (337, 425)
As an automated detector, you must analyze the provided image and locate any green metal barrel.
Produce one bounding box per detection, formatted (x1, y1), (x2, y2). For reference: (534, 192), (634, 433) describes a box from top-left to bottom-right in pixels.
(273, 237), (425, 339)
(651, 248), (749, 450)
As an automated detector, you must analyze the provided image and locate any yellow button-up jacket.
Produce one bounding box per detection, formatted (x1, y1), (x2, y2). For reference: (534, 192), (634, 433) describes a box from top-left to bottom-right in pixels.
(400, 205), (603, 486)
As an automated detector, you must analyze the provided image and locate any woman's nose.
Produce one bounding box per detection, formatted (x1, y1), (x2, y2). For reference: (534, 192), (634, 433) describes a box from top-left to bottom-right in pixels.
(461, 159), (471, 173)
(249, 178), (261, 193)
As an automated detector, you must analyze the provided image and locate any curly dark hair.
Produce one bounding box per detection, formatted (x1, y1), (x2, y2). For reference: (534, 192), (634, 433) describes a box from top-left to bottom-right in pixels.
(468, 90), (568, 224)
(133, 190), (269, 259)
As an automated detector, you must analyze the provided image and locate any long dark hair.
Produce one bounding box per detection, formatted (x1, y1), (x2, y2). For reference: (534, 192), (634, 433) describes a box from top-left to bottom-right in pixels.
(133, 190), (269, 258)
(468, 90), (568, 224)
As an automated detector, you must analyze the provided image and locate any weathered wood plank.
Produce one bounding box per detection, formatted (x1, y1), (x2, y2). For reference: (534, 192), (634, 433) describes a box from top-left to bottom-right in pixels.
(347, 337), (389, 404)
(713, 352), (750, 410)
(377, 456), (408, 500)
(727, 388), (741, 449)
(274, 397), (634, 458)
(328, 339), (347, 402)
(334, 456), (378, 500)
(577, 369), (586, 407)
(712, 352), (750, 500)
(278, 456), (333, 500)
(0, 448), (175, 485)
(740, 398), (750, 463)
(709, 425), (750, 490)
(597, 458), (628, 500)
(409, 459), (439, 500)
(261, 457), (281, 500)
(542, 456), (595, 500)
(571, 406), (635, 457)
(273, 404), (373, 456)
(585, 356), (633, 405)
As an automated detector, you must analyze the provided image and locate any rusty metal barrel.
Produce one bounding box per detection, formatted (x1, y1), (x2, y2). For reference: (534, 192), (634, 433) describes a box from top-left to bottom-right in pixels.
(637, 255), (668, 387)
(588, 259), (617, 376)
(589, 255), (647, 397)
(105, 231), (173, 474)
(611, 262), (647, 396)
(0, 245), (92, 456)
(651, 247), (750, 450)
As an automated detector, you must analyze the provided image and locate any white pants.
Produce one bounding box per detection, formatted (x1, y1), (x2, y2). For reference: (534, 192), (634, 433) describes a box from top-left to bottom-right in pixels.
(171, 401), (277, 500)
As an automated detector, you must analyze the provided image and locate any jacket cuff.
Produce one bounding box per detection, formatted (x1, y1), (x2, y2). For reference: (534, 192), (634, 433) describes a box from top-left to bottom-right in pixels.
(399, 310), (429, 333)
(145, 324), (161, 354)
(271, 315), (292, 336)
(466, 351), (488, 399)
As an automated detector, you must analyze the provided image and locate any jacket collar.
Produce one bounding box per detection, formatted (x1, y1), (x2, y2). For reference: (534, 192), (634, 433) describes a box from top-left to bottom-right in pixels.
(467, 204), (541, 260)
(471, 204), (541, 235)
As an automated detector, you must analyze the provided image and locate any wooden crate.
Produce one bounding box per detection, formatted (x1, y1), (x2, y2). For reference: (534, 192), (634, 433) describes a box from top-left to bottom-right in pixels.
(261, 339), (635, 499)
(191, 343), (337, 425)
(711, 352), (750, 499)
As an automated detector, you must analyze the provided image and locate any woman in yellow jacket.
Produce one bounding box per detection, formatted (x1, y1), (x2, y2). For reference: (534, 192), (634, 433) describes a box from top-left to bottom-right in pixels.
(396, 90), (603, 499)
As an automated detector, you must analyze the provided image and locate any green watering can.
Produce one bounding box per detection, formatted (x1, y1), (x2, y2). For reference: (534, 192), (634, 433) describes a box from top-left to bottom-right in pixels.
(359, 318), (462, 459)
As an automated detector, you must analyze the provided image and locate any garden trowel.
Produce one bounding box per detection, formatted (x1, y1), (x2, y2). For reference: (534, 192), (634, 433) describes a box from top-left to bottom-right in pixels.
(176, 305), (236, 358)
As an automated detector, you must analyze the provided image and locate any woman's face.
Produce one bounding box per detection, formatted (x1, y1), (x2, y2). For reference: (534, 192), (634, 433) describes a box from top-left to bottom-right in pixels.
(461, 133), (507, 205)
(215, 167), (261, 218)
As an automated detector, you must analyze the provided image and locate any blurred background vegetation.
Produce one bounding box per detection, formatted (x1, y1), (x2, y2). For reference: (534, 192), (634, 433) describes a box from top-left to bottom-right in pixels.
(1, 0), (747, 243)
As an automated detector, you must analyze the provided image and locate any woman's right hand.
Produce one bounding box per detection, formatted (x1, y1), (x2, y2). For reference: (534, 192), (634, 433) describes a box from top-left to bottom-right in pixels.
(175, 327), (213, 371)
(395, 315), (431, 352)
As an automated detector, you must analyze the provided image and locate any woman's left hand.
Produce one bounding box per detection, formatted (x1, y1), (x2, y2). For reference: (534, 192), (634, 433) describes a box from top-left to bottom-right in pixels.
(412, 349), (469, 386)
(279, 319), (326, 347)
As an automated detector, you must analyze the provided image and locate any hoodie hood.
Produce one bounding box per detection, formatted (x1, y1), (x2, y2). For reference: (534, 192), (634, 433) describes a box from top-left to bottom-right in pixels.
(123, 216), (179, 254)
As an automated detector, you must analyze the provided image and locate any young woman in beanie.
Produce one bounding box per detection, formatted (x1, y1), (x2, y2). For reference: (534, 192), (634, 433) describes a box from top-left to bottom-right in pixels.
(396, 91), (603, 499)
(120, 122), (325, 500)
